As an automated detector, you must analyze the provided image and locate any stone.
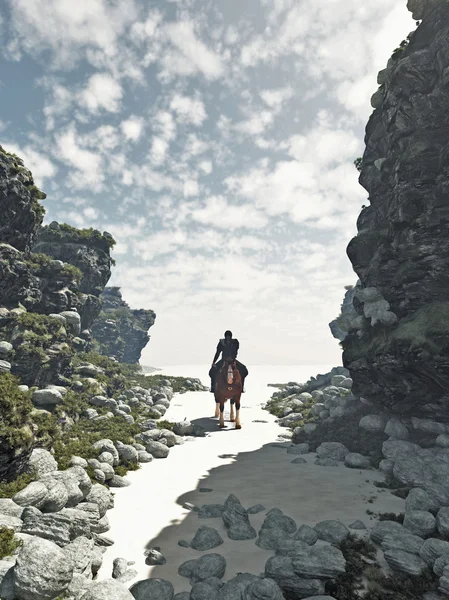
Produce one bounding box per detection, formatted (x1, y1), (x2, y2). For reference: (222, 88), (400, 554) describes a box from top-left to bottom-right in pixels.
(81, 578), (135, 599)
(359, 414), (389, 433)
(291, 457), (307, 464)
(406, 488), (433, 513)
(314, 520), (349, 545)
(264, 556), (325, 598)
(349, 520), (367, 530)
(145, 440), (170, 458)
(384, 418), (409, 440)
(370, 520), (405, 545)
(420, 538), (449, 565)
(316, 442), (349, 461)
(316, 457), (339, 467)
(31, 388), (63, 406)
(13, 536), (74, 600)
(344, 453), (371, 469)
(403, 510), (436, 538)
(287, 444), (309, 455)
(13, 482), (48, 508)
(244, 578), (285, 600)
(384, 548), (429, 575)
(191, 553), (226, 583)
(436, 434), (449, 448)
(190, 526), (224, 551)
(381, 532), (424, 555)
(216, 573), (259, 599)
(145, 549), (166, 566)
(247, 504), (265, 514)
(92, 439), (119, 466)
(294, 524), (318, 545)
(291, 544), (346, 578)
(437, 507), (449, 537)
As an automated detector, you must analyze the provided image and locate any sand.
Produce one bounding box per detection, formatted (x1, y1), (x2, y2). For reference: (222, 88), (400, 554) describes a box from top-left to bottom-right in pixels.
(97, 365), (404, 594)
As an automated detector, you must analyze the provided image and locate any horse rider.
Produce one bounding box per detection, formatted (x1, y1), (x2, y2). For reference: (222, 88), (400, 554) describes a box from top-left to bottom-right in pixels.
(209, 330), (248, 393)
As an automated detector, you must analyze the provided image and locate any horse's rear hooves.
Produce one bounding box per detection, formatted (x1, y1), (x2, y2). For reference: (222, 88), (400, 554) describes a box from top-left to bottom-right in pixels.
(230, 418), (235, 422)
(219, 423), (226, 428)
(235, 424), (242, 430)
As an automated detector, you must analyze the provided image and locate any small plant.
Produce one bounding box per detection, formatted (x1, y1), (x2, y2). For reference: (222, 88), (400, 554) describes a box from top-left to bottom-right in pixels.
(354, 157), (363, 172)
(0, 372), (34, 447)
(0, 527), (22, 559)
(0, 471), (36, 499)
(157, 420), (175, 431)
(377, 512), (404, 523)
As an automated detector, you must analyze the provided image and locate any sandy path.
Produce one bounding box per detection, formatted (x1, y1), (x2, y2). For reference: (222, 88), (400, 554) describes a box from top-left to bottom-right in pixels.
(98, 365), (404, 593)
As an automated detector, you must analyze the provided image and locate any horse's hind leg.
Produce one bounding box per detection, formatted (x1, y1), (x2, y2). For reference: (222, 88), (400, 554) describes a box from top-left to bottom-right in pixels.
(230, 398), (235, 422)
(214, 394), (220, 418)
(235, 396), (242, 429)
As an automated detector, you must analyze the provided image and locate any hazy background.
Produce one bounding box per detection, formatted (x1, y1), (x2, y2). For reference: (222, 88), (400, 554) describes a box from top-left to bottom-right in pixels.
(0, 0), (415, 366)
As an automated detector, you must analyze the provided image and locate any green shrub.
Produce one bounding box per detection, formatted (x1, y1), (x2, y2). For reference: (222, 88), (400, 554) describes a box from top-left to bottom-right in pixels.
(0, 373), (33, 447)
(58, 224), (116, 249)
(326, 533), (378, 599)
(0, 527), (22, 559)
(0, 471), (36, 499)
(157, 420), (175, 431)
(354, 157), (362, 172)
(60, 263), (83, 282)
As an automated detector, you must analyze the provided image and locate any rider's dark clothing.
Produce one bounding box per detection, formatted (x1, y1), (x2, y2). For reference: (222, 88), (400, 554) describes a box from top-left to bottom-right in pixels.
(217, 338), (239, 360)
(210, 338), (248, 391)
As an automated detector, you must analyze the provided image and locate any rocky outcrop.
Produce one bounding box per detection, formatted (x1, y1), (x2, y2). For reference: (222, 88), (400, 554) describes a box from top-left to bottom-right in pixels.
(33, 223), (114, 296)
(342, 0), (449, 420)
(91, 287), (156, 363)
(328, 284), (359, 342)
(0, 146), (46, 253)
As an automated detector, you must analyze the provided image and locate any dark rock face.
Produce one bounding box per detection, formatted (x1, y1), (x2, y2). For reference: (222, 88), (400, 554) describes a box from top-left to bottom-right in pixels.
(91, 287), (156, 363)
(33, 223), (114, 297)
(0, 244), (101, 330)
(342, 2), (449, 420)
(329, 284), (359, 342)
(0, 146), (46, 252)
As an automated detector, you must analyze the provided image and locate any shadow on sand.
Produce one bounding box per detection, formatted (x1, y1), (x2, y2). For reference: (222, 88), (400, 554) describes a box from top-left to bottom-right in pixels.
(134, 438), (405, 595)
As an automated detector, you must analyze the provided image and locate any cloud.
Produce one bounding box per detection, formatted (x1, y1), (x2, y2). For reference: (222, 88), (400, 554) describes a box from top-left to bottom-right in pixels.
(163, 20), (225, 80)
(79, 72), (123, 113)
(189, 196), (268, 229)
(170, 94), (207, 126)
(4, 0), (139, 68)
(120, 116), (144, 141)
(54, 125), (104, 191)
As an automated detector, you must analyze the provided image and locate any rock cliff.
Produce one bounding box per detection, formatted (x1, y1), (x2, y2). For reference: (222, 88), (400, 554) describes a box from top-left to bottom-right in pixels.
(342, 0), (449, 420)
(0, 146), (46, 252)
(91, 287), (156, 363)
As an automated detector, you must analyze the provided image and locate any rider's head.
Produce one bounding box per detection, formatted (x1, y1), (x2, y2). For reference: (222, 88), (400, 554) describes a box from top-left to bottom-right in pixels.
(224, 330), (232, 340)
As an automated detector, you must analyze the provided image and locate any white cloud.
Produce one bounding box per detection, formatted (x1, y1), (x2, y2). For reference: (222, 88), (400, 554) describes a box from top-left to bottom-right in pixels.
(260, 87), (294, 111)
(189, 196), (268, 229)
(79, 73), (123, 113)
(163, 21), (225, 80)
(199, 160), (212, 174)
(54, 125), (104, 191)
(5, 0), (139, 68)
(170, 94), (207, 126)
(121, 116), (144, 141)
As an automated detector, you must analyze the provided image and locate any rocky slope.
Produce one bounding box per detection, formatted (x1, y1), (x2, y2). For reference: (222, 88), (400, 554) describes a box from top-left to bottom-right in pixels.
(91, 287), (156, 363)
(341, 0), (449, 421)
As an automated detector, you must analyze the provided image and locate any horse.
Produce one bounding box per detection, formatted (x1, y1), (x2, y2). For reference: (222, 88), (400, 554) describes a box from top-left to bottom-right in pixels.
(213, 358), (243, 429)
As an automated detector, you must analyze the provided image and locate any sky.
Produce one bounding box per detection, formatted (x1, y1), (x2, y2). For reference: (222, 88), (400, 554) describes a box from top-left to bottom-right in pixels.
(0, 0), (415, 367)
